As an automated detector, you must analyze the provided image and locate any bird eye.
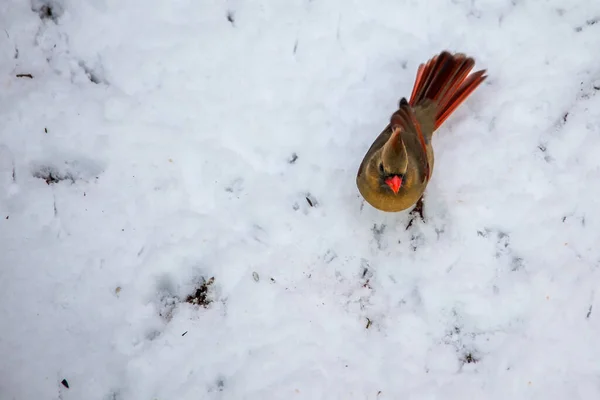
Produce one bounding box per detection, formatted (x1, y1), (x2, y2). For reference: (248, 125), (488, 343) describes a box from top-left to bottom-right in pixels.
(378, 163), (384, 174)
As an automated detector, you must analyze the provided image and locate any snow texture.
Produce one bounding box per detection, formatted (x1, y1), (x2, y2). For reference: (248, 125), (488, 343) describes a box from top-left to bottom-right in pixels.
(2, 0), (600, 399)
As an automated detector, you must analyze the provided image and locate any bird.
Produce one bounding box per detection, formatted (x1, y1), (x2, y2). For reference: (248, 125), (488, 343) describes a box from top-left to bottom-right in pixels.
(356, 50), (487, 224)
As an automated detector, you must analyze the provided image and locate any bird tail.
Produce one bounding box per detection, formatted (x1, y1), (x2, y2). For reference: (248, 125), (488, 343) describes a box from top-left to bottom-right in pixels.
(408, 51), (487, 130)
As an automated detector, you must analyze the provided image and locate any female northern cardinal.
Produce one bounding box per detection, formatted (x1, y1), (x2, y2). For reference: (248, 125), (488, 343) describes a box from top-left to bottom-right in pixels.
(356, 51), (487, 218)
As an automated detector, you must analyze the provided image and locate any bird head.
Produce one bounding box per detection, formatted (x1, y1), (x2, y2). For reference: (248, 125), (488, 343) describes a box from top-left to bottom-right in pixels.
(372, 126), (408, 194)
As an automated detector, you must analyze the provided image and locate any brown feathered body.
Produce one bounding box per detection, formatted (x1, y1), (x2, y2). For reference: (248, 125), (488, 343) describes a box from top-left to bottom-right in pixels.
(356, 51), (487, 212)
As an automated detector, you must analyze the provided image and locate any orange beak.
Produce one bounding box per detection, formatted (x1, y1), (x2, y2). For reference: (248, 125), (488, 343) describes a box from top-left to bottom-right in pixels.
(385, 175), (402, 194)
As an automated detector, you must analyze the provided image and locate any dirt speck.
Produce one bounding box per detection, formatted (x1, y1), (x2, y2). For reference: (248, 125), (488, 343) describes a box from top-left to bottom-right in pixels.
(185, 277), (215, 308)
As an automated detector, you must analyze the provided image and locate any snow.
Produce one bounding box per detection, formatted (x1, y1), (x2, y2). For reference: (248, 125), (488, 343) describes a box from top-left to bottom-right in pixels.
(2, 0), (600, 398)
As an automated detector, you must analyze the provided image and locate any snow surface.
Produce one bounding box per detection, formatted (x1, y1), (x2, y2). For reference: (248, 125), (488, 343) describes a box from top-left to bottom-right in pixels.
(2, 0), (600, 399)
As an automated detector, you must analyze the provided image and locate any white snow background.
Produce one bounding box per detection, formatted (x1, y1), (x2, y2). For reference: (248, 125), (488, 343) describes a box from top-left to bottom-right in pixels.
(2, 0), (600, 399)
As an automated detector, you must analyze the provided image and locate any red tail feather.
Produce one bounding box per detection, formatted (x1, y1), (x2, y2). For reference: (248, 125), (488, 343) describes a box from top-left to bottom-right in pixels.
(408, 51), (487, 130)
